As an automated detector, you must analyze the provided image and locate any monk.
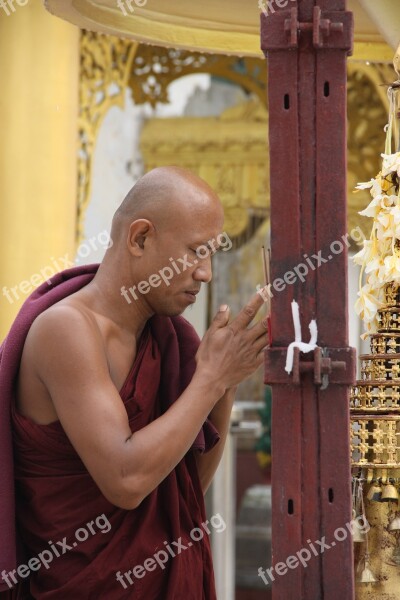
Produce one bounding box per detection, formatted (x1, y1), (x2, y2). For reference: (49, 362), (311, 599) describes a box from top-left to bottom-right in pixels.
(1, 167), (268, 599)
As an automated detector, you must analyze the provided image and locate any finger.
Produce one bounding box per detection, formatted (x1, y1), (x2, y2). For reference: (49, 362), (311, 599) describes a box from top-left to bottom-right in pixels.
(246, 316), (269, 341)
(253, 334), (269, 355)
(229, 287), (269, 334)
(256, 348), (267, 365)
(208, 304), (231, 332)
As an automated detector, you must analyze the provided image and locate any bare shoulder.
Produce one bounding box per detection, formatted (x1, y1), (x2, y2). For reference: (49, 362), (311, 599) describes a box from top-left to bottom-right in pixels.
(16, 301), (110, 423)
(29, 301), (100, 346)
(25, 300), (109, 383)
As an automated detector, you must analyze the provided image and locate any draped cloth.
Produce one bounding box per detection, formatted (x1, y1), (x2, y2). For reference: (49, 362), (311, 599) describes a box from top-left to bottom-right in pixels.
(0, 264), (219, 599)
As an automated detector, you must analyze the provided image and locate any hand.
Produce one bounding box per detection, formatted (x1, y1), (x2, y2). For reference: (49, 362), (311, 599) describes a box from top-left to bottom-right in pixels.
(195, 289), (269, 391)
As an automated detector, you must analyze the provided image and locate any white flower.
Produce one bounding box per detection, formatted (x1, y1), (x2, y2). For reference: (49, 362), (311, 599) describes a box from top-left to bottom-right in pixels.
(365, 256), (382, 274)
(376, 217), (394, 241)
(381, 152), (400, 177)
(361, 319), (378, 340)
(375, 208), (400, 241)
(353, 240), (375, 265)
(368, 270), (382, 287)
(355, 284), (383, 323)
(371, 177), (384, 198)
(355, 179), (376, 191)
(355, 177), (383, 198)
(382, 254), (400, 281)
(379, 237), (393, 255)
(376, 206), (400, 240)
(354, 155), (400, 332)
(358, 194), (395, 218)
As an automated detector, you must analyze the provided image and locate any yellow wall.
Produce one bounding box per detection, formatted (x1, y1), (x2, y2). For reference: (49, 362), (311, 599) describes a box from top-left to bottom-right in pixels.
(0, 0), (80, 340)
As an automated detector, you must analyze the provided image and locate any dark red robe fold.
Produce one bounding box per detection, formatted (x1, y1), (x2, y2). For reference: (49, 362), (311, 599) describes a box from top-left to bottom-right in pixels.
(0, 264), (219, 599)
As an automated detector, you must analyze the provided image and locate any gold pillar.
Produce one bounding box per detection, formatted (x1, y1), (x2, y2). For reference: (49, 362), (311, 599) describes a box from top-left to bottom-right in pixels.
(0, 1), (79, 339)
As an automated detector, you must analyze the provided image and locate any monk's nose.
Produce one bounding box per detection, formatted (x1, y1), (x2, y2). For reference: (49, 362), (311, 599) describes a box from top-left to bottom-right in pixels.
(193, 258), (212, 283)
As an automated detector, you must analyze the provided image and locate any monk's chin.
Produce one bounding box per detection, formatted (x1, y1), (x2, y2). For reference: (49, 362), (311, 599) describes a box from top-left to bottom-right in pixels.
(155, 295), (196, 316)
(153, 304), (187, 317)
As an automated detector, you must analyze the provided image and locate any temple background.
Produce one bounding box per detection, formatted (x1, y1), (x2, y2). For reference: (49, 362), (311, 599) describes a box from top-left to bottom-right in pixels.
(0, 1), (399, 598)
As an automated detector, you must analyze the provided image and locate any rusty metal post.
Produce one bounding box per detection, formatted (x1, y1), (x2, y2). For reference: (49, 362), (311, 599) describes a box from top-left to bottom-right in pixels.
(261, 1), (355, 598)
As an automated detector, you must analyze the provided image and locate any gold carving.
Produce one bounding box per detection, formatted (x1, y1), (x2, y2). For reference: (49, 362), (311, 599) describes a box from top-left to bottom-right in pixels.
(140, 98), (269, 238)
(129, 45), (267, 108)
(78, 38), (395, 247)
(78, 31), (138, 240)
(351, 417), (400, 467)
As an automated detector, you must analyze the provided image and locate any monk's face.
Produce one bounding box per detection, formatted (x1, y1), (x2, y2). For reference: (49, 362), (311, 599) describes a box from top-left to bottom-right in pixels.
(136, 196), (225, 317)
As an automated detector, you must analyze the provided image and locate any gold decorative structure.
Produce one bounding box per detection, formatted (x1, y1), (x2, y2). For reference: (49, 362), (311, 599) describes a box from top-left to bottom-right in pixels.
(129, 44), (267, 107)
(77, 32), (138, 240)
(140, 98), (270, 239)
(351, 295), (400, 591)
(77, 31), (394, 243)
(351, 48), (400, 597)
(77, 33), (269, 240)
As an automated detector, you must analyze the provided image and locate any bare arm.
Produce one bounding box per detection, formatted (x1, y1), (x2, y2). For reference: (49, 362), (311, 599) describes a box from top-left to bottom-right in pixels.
(28, 291), (267, 510)
(195, 386), (237, 494)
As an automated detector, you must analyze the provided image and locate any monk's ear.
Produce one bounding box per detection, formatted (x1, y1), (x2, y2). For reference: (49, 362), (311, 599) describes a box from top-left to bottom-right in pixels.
(126, 219), (154, 257)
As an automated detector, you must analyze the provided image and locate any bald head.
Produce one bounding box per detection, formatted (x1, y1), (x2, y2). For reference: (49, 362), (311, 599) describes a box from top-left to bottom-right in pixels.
(111, 166), (222, 241)
(97, 166), (226, 317)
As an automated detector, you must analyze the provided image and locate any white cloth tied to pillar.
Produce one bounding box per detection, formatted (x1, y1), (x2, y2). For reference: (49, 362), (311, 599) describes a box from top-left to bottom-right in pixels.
(285, 300), (318, 374)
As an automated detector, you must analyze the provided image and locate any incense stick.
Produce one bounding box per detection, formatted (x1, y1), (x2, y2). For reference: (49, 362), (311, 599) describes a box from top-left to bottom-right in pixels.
(262, 245), (268, 288)
(262, 246), (272, 345)
(261, 246), (271, 314)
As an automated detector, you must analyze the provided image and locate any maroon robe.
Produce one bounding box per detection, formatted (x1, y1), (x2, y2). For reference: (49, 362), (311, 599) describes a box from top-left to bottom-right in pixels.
(0, 265), (219, 599)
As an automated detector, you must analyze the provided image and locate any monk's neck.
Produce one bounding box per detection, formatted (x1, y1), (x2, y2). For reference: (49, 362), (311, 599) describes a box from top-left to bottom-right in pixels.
(78, 266), (154, 341)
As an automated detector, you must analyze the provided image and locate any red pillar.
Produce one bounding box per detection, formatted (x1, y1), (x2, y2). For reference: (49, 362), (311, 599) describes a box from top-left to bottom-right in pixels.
(262, 2), (356, 598)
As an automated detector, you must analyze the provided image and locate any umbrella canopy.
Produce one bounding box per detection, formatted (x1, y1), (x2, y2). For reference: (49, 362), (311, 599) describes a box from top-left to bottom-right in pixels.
(44, 0), (392, 58)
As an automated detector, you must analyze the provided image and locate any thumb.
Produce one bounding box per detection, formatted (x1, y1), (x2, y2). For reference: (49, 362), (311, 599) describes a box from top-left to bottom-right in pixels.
(211, 304), (230, 328)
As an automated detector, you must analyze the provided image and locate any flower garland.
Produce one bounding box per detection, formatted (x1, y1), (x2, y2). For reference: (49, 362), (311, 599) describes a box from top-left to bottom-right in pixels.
(354, 84), (400, 338)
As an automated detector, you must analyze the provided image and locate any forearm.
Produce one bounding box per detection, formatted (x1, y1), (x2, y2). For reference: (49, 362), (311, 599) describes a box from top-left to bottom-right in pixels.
(194, 386), (237, 494)
(117, 372), (226, 507)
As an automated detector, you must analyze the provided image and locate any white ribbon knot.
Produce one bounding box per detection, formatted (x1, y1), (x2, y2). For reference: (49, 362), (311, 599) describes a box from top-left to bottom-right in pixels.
(285, 300), (318, 374)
